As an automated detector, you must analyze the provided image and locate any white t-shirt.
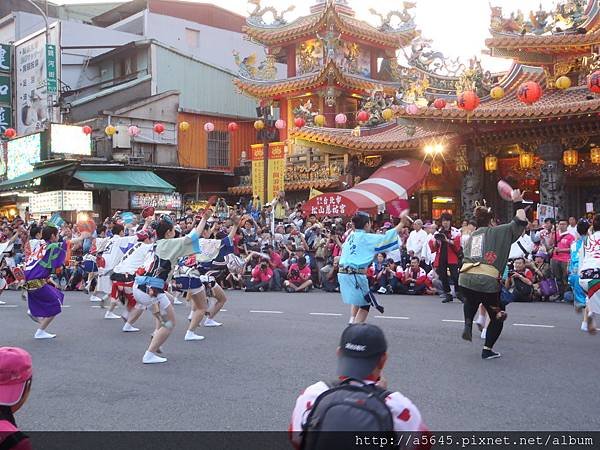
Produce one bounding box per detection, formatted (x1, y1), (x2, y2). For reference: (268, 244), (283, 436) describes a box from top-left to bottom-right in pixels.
(509, 234), (534, 260)
(113, 242), (153, 275)
(567, 225), (579, 239)
(406, 229), (428, 256)
(421, 235), (436, 265)
(290, 380), (428, 447)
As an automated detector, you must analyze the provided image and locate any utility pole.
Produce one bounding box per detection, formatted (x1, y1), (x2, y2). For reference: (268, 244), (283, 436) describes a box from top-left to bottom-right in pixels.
(24, 0), (52, 125)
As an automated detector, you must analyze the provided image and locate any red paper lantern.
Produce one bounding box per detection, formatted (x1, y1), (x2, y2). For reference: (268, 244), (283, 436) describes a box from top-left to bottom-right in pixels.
(517, 81), (542, 105)
(588, 70), (600, 93)
(153, 123), (165, 134)
(228, 122), (239, 132)
(357, 110), (370, 122)
(294, 117), (305, 128)
(82, 125), (92, 135)
(3, 128), (16, 139)
(457, 91), (480, 112)
(433, 98), (446, 110)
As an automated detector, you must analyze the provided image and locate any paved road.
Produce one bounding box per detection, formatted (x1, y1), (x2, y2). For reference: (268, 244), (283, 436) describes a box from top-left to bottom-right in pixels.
(0, 289), (598, 431)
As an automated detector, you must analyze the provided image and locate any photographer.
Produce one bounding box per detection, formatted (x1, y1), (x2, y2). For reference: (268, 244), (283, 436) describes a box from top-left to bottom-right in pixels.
(402, 256), (430, 295)
(320, 256), (340, 292)
(284, 256), (313, 293)
(368, 253), (394, 294)
(504, 257), (534, 302)
(245, 257), (274, 292)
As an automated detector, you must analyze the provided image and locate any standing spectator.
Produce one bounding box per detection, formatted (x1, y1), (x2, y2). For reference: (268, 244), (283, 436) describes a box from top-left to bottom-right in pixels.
(429, 214), (462, 303)
(272, 191), (290, 223)
(420, 223), (437, 272)
(550, 219), (576, 301)
(285, 256), (313, 293)
(0, 347), (33, 450)
(406, 219), (428, 259)
(567, 216), (579, 238)
(536, 218), (555, 253)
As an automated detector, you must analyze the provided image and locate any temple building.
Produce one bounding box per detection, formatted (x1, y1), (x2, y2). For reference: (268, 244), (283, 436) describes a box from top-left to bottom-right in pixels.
(231, 0), (600, 221)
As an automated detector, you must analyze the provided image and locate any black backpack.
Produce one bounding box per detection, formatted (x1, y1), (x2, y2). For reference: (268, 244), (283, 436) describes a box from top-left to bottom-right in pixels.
(300, 378), (395, 450)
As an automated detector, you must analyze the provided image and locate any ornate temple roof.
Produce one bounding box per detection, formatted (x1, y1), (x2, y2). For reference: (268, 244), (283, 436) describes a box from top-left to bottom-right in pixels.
(243, 0), (417, 49)
(395, 64), (600, 123)
(290, 122), (457, 152)
(486, 0), (600, 63)
(234, 60), (399, 99)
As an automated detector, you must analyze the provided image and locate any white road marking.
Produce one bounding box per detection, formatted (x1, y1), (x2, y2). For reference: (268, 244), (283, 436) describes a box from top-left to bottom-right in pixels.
(250, 310), (284, 314)
(309, 313), (343, 317)
(0, 304), (18, 308)
(513, 323), (555, 328)
(220, 309), (227, 312)
(442, 319), (463, 323)
(61, 305), (71, 308)
(374, 316), (410, 320)
(90, 306), (101, 309)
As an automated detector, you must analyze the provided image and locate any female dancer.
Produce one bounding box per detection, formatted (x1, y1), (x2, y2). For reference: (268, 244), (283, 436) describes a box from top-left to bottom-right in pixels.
(24, 225), (88, 339)
(338, 211), (407, 324)
(132, 210), (238, 363)
(578, 214), (600, 334)
(460, 190), (529, 359)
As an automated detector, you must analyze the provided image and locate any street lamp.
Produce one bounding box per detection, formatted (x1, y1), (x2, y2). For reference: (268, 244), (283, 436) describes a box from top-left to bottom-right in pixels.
(24, 0), (53, 125)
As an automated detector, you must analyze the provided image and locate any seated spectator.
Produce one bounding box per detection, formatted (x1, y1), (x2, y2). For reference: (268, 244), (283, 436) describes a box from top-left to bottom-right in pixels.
(289, 324), (429, 449)
(285, 256), (313, 293)
(245, 259), (273, 292)
(0, 347), (33, 450)
(264, 245), (286, 291)
(320, 256), (340, 292)
(504, 257), (534, 302)
(402, 257), (430, 295)
(528, 252), (553, 301)
(368, 253), (394, 294)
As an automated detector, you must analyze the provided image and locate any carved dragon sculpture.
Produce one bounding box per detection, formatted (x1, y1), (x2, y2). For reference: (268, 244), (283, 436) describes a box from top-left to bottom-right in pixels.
(368, 2), (416, 31)
(247, 0), (296, 27)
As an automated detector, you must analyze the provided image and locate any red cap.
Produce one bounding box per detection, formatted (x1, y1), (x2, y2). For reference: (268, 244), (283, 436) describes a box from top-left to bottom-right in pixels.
(0, 347), (32, 406)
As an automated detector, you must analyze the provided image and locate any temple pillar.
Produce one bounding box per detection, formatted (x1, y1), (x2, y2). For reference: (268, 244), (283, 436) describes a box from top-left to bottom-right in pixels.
(286, 45), (296, 78)
(538, 142), (566, 218)
(461, 145), (483, 220)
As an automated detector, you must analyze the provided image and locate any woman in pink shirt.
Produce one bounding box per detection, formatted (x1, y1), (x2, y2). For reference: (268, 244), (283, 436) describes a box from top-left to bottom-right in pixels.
(550, 219), (576, 301)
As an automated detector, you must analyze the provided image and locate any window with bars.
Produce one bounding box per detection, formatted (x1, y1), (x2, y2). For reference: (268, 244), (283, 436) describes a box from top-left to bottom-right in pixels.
(207, 130), (230, 168)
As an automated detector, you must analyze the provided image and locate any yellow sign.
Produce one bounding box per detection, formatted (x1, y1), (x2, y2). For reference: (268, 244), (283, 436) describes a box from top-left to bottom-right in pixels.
(251, 144), (265, 203)
(268, 142), (285, 203)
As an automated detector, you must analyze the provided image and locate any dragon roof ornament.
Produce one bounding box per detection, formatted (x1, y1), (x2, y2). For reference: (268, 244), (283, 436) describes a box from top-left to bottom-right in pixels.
(247, 0), (296, 28)
(368, 2), (417, 33)
(489, 0), (589, 36)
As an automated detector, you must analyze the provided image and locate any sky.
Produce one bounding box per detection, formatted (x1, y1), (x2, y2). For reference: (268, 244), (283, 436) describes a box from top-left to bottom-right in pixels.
(53, 0), (561, 72)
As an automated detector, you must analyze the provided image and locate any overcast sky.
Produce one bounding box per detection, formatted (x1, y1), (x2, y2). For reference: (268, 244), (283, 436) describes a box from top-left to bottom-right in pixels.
(53, 0), (560, 72)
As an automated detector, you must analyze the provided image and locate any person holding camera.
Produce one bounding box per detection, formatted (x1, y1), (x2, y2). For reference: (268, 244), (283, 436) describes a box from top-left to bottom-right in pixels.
(428, 214), (462, 303)
(504, 257), (534, 302)
(245, 258), (274, 292)
(402, 256), (430, 295)
(368, 253), (394, 295)
(285, 256), (313, 293)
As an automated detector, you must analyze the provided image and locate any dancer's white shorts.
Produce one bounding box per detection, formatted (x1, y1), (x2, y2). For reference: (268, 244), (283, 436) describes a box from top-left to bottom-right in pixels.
(133, 286), (170, 313)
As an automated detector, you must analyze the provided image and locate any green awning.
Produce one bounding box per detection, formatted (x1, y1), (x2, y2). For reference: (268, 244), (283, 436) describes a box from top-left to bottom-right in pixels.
(73, 170), (175, 193)
(0, 164), (76, 191)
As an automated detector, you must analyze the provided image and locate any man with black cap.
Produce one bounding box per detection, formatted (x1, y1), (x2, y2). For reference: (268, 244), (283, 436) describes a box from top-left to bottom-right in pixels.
(290, 324), (428, 448)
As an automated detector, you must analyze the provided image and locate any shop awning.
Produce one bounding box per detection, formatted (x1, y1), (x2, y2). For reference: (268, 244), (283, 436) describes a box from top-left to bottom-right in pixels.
(73, 170), (175, 193)
(0, 163), (76, 191)
(303, 158), (429, 217)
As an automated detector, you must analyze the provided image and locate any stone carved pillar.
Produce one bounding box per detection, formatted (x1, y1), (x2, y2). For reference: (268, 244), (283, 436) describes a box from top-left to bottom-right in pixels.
(461, 145), (483, 220)
(538, 142), (566, 218)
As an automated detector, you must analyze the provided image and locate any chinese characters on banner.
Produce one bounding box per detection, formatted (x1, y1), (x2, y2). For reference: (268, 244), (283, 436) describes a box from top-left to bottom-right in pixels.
(267, 142), (285, 203)
(130, 192), (182, 210)
(251, 144), (265, 203)
(15, 26), (60, 134)
(309, 194), (348, 217)
(0, 43), (12, 136)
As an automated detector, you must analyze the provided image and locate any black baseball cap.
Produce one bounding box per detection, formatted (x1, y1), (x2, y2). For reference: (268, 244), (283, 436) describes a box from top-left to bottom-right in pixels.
(337, 324), (387, 379)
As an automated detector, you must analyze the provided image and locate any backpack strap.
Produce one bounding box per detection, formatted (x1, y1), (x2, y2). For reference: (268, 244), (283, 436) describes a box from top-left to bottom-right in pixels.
(517, 240), (529, 258)
(0, 431), (28, 450)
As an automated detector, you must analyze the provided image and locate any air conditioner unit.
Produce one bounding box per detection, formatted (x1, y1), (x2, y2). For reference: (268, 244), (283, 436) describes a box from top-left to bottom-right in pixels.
(112, 125), (131, 149)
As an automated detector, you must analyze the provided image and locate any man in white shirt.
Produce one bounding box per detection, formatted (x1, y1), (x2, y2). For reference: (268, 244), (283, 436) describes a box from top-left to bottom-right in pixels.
(509, 233), (534, 260)
(567, 216), (579, 238)
(421, 223), (437, 269)
(406, 219), (428, 258)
